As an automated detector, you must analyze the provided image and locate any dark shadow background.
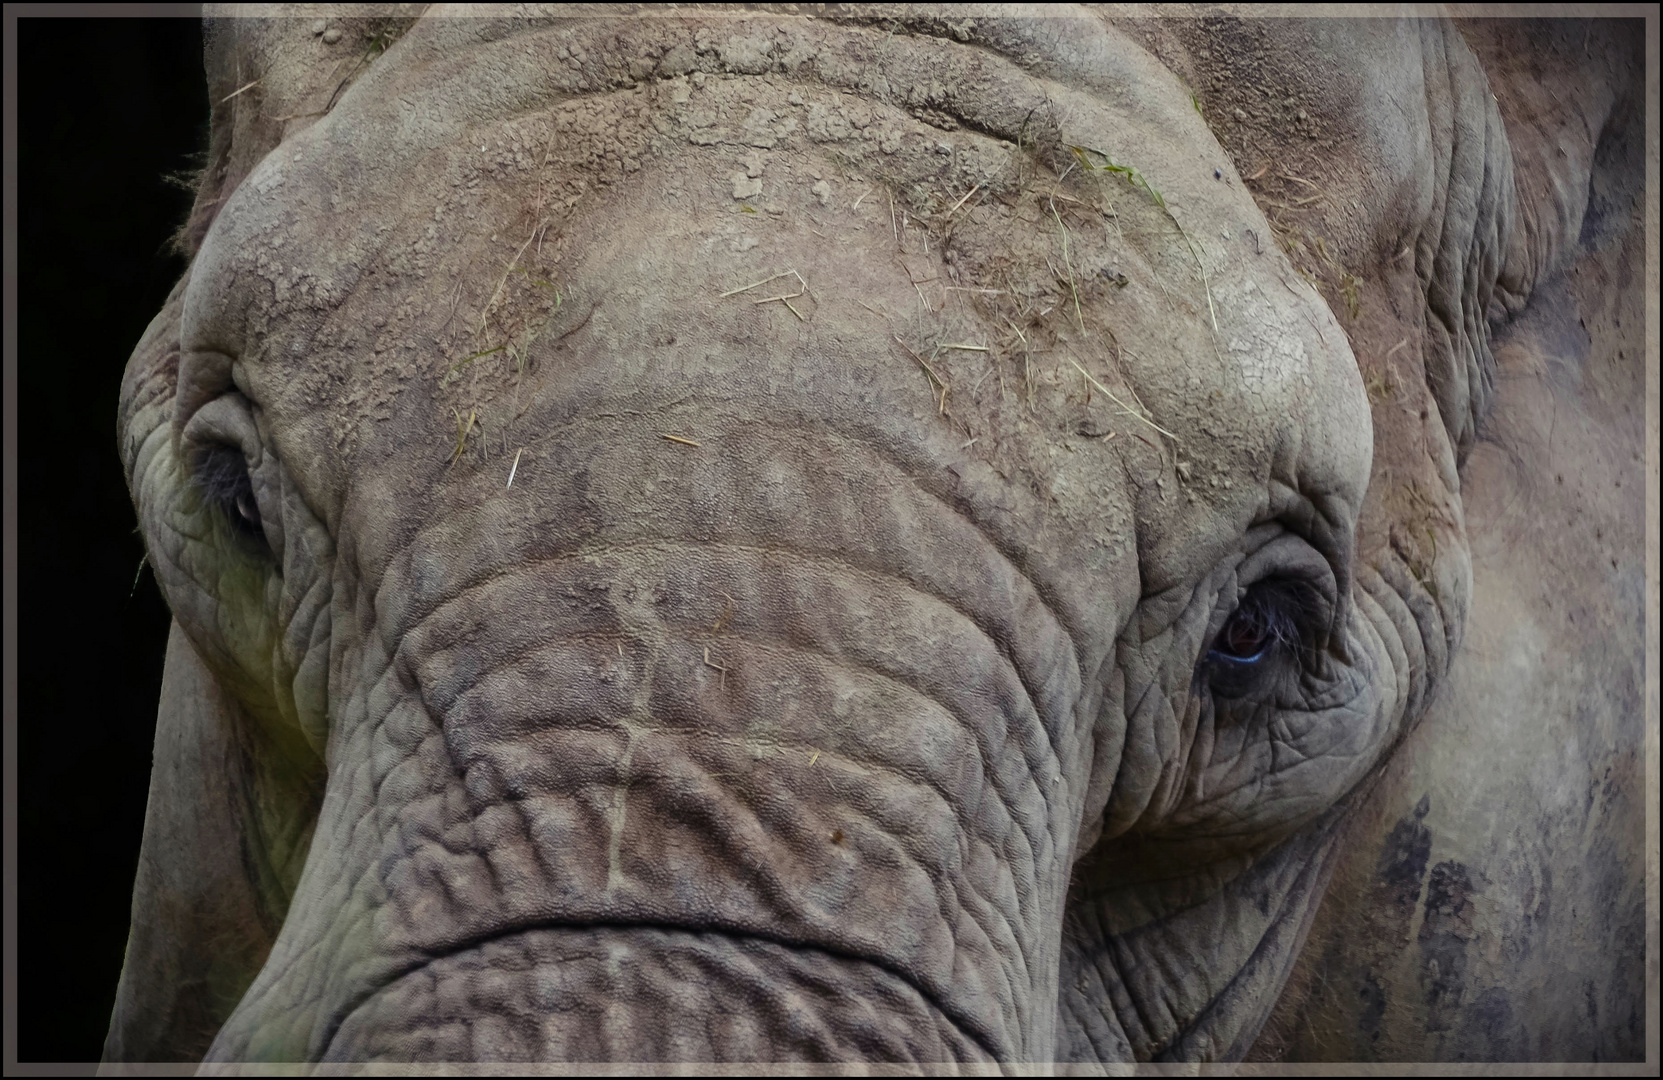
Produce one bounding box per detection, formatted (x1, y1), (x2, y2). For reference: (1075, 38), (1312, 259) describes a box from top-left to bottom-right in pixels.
(17, 17), (208, 1062)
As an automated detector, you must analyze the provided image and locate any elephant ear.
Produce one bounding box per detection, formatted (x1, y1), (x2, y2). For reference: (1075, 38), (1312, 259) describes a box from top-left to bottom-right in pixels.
(1146, 14), (1642, 1063)
(177, 4), (427, 256)
(1409, 17), (1640, 464)
(103, 622), (282, 1063)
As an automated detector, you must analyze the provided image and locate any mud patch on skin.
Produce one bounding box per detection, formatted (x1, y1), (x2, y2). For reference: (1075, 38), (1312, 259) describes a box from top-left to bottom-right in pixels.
(1357, 970), (1387, 1050)
(1243, 789), (1437, 1062)
(1453, 985), (1517, 1062)
(1417, 860), (1482, 1033)
(1375, 793), (1431, 922)
(1356, 794), (1432, 1055)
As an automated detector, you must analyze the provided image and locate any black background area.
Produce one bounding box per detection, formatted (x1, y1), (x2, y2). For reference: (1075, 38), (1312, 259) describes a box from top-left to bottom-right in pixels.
(16, 17), (208, 1062)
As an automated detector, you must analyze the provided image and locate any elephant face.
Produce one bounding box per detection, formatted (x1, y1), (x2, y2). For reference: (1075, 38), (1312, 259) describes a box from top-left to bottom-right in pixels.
(105, 9), (1644, 1064)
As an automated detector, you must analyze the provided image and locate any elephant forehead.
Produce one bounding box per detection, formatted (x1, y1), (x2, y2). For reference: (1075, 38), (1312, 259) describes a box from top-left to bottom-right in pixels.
(1097, 260), (1369, 593)
(181, 11), (1369, 600)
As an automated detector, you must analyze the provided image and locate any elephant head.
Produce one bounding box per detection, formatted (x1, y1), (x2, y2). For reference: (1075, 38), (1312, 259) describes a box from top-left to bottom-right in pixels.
(104, 7), (1646, 1064)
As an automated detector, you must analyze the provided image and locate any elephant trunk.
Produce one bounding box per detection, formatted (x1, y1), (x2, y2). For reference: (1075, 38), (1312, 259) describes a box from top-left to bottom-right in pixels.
(322, 926), (990, 1061)
(204, 419), (1092, 1062)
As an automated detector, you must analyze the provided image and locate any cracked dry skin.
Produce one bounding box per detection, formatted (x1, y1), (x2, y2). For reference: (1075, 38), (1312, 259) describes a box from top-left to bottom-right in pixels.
(103, 7), (1648, 1066)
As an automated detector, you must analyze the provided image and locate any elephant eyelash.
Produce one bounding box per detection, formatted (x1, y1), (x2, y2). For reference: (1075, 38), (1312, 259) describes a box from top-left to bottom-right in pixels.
(191, 443), (264, 539)
(1216, 583), (1305, 658)
(1205, 577), (1323, 697)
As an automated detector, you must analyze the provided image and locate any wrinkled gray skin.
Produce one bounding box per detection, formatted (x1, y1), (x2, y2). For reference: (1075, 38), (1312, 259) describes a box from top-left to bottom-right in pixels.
(102, 7), (1650, 1065)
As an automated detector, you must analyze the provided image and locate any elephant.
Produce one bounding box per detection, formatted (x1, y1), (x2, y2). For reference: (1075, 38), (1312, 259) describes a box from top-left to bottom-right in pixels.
(101, 5), (1651, 1065)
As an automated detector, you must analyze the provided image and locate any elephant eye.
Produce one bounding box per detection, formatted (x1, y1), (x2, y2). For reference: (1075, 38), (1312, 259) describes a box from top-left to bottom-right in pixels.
(1215, 610), (1273, 662)
(1206, 579), (1312, 696)
(193, 443), (265, 541)
(1210, 585), (1299, 662)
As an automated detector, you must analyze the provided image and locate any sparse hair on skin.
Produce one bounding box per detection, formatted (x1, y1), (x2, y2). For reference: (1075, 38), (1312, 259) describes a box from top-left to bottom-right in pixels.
(161, 143), (213, 258)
